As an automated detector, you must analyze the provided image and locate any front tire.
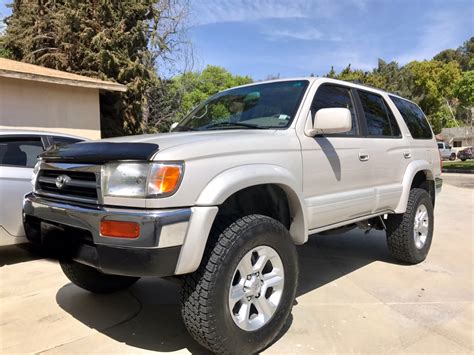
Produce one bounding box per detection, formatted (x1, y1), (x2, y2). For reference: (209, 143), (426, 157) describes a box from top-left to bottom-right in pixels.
(181, 215), (298, 354)
(386, 188), (434, 264)
(60, 260), (139, 294)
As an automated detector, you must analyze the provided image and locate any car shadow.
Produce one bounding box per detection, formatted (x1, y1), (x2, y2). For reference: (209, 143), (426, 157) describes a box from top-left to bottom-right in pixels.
(0, 243), (42, 266)
(56, 229), (400, 353)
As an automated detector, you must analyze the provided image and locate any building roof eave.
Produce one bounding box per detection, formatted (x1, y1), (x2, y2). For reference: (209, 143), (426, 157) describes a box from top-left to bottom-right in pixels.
(0, 58), (127, 92)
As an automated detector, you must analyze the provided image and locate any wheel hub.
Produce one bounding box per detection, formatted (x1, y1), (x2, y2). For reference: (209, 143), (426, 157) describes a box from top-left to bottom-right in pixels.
(228, 245), (285, 331)
(243, 272), (263, 298)
(413, 204), (429, 249)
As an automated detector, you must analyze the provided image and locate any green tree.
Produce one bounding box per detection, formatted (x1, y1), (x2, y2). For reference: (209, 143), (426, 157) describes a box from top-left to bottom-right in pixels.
(0, 34), (11, 58)
(455, 69), (474, 108)
(453, 66), (474, 125)
(406, 60), (461, 114)
(326, 66), (336, 78)
(2, 0), (188, 137)
(434, 37), (473, 71)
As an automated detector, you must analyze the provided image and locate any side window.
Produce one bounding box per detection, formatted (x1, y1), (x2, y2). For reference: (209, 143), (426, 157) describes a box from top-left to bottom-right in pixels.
(52, 136), (83, 145)
(358, 90), (400, 137)
(311, 84), (358, 136)
(437, 143), (444, 149)
(0, 137), (44, 168)
(389, 95), (433, 139)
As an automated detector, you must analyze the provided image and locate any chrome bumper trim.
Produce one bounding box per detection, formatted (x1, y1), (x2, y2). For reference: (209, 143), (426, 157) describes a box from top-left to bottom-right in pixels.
(23, 193), (191, 249)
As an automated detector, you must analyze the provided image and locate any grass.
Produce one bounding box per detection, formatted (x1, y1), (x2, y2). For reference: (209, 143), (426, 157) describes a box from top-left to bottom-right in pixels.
(442, 160), (474, 170)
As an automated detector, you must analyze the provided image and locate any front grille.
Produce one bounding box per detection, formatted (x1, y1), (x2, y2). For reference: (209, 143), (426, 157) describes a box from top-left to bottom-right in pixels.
(37, 169), (99, 202)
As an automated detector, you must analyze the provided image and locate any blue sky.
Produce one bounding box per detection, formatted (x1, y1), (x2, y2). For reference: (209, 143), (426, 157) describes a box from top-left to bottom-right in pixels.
(1, 0), (473, 79)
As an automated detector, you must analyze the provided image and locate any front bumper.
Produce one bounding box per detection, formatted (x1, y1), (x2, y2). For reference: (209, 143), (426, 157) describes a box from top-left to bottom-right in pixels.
(23, 193), (191, 277)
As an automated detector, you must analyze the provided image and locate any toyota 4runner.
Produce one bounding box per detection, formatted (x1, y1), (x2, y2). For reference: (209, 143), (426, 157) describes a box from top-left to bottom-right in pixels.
(23, 78), (442, 354)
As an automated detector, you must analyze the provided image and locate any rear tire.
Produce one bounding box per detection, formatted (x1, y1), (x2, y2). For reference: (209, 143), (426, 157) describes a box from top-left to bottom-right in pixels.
(386, 188), (434, 264)
(60, 260), (139, 294)
(181, 214), (298, 354)
(449, 153), (456, 161)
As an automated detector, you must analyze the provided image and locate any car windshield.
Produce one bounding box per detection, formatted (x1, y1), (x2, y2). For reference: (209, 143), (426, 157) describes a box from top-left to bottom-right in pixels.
(175, 80), (309, 131)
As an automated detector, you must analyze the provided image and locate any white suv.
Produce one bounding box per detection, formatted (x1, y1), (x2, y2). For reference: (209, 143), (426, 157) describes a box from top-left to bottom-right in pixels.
(437, 141), (456, 161)
(23, 78), (442, 354)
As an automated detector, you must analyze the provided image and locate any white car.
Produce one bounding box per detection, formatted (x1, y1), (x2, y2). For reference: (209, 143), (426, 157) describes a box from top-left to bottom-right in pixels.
(437, 141), (456, 161)
(0, 130), (86, 246)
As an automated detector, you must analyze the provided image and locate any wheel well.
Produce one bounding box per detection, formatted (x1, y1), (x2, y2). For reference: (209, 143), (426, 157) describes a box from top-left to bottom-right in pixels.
(217, 184), (291, 230)
(411, 170), (435, 206)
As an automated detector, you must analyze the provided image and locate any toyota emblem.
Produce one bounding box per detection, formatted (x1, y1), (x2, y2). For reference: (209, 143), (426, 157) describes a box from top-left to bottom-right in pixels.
(55, 174), (71, 189)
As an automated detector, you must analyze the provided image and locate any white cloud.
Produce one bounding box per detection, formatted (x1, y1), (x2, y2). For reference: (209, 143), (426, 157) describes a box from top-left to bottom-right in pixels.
(262, 27), (324, 41)
(260, 25), (343, 42)
(191, 0), (367, 26)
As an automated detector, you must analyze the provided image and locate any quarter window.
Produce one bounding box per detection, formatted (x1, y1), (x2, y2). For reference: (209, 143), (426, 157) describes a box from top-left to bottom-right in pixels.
(358, 90), (400, 137)
(389, 96), (433, 139)
(0, 137), (44, 168)
(311, 85), (358, 136)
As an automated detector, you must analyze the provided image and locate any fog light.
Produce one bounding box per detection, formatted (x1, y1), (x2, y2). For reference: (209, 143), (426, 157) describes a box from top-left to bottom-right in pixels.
(100, 220), (140, 239)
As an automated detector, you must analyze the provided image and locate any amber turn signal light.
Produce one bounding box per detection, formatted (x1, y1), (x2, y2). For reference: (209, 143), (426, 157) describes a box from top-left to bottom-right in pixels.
(149, 165), (182, 195)
(100, 220), (140, 239)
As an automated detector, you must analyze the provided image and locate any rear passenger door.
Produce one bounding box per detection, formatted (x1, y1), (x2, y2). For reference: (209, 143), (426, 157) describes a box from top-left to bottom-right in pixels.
(355, 89), (407, 212)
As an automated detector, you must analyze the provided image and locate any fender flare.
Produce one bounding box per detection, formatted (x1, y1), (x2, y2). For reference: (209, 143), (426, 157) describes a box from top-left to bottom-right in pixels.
(196, 164), (308, 244)
(394, 160), (434, 213)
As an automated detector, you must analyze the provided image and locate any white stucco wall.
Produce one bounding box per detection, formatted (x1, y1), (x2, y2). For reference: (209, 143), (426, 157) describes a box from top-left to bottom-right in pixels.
(0, 77), (101, 140)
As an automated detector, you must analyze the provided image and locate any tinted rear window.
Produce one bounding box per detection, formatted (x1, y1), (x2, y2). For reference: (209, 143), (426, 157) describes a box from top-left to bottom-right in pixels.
(390, 96), (433, 139)
(358, 91), (401, 137)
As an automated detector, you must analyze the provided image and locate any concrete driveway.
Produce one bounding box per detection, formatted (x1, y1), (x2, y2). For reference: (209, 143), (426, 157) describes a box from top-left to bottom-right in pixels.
(1, 174), (473, 354)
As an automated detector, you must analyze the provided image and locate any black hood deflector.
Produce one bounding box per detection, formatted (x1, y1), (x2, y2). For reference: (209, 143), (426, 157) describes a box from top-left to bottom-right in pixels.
(40, 142), (160, 163)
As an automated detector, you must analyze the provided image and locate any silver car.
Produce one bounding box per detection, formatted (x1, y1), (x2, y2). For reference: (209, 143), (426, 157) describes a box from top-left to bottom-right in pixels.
(0, 130), (85, 246)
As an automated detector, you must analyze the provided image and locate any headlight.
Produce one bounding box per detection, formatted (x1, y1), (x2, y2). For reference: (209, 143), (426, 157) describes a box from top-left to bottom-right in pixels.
(102, 162), (183, 198)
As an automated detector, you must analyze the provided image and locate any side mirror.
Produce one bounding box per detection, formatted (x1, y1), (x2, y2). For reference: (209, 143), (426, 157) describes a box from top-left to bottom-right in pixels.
(305, 108), (352, 136)
(170, 122), (179, 132)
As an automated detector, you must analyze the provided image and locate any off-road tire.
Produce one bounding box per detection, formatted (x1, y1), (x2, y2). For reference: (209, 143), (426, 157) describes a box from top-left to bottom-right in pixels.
(386, 188), (434, 264)
(449, 153), (456, 161)
(60, 260), (139, 294)
(181, 214), (298, 354)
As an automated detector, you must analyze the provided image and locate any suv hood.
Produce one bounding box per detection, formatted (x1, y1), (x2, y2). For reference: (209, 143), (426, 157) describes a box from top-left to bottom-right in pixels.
(101, 130), (277, 151)
(41, 130), (290, 163)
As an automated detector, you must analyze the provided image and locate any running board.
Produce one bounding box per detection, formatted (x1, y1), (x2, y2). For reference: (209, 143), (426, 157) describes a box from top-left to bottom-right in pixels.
(308, 210), (392, 236)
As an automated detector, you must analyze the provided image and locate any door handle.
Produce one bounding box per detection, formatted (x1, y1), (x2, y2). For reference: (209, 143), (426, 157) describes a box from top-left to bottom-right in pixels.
(359, 153), (369, 161)
(403, 152), (412, 159)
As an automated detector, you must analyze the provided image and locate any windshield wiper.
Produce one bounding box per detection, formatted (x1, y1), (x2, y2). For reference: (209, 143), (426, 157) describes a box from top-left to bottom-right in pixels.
(205, 121), (266, 130)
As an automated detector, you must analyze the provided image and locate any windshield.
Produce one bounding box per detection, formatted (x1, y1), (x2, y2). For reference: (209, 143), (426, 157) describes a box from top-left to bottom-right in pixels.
(175, 80), (309, 131)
